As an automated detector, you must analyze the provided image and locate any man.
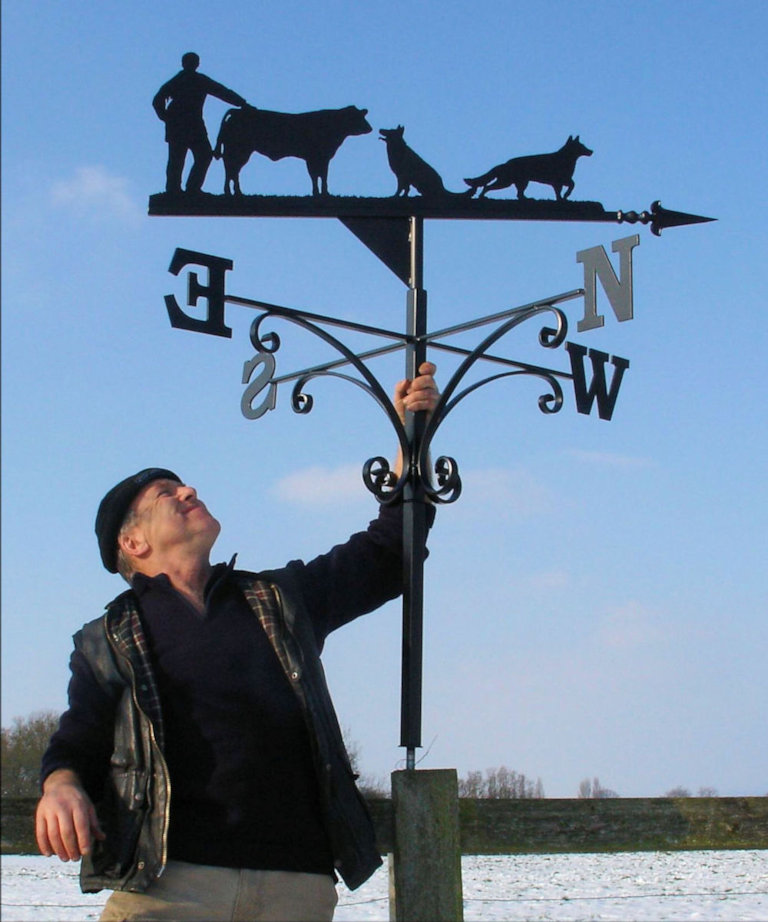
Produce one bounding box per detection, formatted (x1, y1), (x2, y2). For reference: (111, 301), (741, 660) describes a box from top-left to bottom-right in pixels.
(153, 52), (249, 194)
(36, 363), (438, 922)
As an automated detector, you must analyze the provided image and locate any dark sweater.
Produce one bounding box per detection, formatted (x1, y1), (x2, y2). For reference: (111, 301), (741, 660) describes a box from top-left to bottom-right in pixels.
(132, 562), (334, 875)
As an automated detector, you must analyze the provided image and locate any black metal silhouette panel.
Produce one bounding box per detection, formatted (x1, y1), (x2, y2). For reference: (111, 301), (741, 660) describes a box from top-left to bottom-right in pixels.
(215, 105), (372, 196)
(380, 125), (472, 199)
(149, 52), (714, 255)
(464, 135), (593, 200)
(152, 52), (249, 195)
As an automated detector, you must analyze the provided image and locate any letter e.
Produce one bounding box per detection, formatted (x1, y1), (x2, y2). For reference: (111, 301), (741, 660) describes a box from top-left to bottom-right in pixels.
(165, 248), (233, 338)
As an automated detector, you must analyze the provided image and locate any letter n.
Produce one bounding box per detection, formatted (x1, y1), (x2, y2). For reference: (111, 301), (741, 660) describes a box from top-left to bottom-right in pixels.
(576, 234), (639, 332)
(565, 341), (630, 421)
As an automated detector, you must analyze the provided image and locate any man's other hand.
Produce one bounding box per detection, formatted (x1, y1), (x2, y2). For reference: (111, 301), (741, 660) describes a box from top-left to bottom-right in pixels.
(36, 769), (105, 862)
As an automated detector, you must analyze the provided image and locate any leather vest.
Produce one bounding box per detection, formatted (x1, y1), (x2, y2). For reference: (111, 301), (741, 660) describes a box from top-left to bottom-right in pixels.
(77, 569), (381, 893)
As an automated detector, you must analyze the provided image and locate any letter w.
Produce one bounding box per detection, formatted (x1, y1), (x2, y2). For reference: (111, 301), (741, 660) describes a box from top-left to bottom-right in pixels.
(565, 341), (630, 421)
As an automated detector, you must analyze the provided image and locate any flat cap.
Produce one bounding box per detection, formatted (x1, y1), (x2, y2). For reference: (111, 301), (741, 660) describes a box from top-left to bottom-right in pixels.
(95, 468), (181, 572)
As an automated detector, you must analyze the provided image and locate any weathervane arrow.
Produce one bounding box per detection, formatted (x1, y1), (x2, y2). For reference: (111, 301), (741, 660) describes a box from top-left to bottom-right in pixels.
(149, 195), (717, 283)
(616, 200), (716, 236)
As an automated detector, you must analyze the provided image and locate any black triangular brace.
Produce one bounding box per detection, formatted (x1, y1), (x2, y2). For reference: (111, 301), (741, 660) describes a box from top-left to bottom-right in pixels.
(339, 216), (412, 286)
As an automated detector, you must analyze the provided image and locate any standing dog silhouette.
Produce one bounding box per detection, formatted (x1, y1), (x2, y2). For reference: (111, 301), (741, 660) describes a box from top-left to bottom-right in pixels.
(380, 125), (471, 198)
(465, 135), (592, 200)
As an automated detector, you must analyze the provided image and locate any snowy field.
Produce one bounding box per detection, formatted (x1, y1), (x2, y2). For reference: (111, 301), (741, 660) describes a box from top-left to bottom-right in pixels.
(2, 851), (767, 921)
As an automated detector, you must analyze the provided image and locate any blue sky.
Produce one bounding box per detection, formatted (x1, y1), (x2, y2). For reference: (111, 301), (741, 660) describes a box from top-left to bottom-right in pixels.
(2, 0), (766, 798)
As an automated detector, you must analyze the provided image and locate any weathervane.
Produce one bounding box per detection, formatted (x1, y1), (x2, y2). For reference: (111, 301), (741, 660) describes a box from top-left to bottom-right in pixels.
(150, 53), (714, 770)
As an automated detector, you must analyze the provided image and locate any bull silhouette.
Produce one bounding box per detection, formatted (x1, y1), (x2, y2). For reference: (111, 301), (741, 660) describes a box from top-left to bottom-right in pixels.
(214, 105), (372, 196)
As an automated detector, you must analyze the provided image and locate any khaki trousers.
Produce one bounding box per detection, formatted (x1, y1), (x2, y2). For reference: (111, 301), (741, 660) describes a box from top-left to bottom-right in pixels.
(98, 861), (338, 921)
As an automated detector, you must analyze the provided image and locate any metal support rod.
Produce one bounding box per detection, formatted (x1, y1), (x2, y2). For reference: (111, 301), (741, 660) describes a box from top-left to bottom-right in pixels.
(227, 293), (408, 342)
(401, 217), (428, 770)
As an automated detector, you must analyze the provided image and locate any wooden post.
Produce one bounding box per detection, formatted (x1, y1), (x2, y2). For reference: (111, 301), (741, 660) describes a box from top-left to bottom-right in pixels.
(390, 769), (463, 922)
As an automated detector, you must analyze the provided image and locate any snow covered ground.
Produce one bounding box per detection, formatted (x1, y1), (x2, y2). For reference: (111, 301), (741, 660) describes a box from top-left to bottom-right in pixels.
(2, 851), (766, 921)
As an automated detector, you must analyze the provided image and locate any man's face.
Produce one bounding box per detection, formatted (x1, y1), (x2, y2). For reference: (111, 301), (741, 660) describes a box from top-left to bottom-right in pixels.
(124, 478), (221, 563)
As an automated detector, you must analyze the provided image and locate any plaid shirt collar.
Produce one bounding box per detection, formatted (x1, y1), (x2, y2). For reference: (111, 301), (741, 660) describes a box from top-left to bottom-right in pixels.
(105, 592), (166, 752)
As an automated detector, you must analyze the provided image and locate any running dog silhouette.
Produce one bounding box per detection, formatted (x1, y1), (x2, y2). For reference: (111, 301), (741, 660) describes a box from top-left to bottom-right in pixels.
(380, 125), (472, 199)
(464, 135), (593, 200)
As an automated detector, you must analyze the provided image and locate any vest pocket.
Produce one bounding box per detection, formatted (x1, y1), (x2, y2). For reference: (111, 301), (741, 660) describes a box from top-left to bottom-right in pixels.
(90, 767), (147, 881)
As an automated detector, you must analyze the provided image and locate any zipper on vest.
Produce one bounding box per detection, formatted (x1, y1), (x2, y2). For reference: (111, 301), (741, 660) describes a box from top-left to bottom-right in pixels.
(268, 583), (305, 683)
(269, 584), (333, 800)
(106, 623), (172, 877)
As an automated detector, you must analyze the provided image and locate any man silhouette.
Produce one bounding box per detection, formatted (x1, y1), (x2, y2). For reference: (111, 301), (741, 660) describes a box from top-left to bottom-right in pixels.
(153, 52), (248, 194)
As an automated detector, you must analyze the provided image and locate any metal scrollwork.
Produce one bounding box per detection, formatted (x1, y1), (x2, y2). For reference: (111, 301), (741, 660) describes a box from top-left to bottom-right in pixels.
(410, 302), (571, 503)
(539, 312), (568, 349)
(244, 307), (410, 500)
(290, 380), (313, 414)
(238, 291), (581, 505)
(249, 314), (281, 353)
(362, 456), (400, 501)
(538, 376), (564, 415)
(425, 455), (462, 504)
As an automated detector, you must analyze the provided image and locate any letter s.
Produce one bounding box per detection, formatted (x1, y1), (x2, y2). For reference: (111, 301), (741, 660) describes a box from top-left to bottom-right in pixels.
(241, 353), (277, 420)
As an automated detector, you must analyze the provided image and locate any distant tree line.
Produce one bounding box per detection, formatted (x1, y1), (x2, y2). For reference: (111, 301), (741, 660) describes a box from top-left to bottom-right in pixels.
(3, 712), (723, 801)
(1, 711), (60, 797)
(665, 785), (720, 797)
(458, 767), (544, 799)
(577, 776), (721, 799)
(578, 776), (619, 798)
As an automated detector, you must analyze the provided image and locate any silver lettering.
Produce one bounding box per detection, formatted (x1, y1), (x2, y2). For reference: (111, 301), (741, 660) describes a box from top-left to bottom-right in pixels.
(576, 235), (639, 332)
(241, 353), (277, 419)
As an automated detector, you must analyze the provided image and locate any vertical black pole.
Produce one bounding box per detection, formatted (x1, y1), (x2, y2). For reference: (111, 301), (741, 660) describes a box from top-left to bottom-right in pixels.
(401, 216), (427, 770)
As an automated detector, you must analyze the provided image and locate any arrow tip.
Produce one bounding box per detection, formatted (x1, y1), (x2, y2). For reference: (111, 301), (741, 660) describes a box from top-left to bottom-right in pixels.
(649, 200), (717, 236)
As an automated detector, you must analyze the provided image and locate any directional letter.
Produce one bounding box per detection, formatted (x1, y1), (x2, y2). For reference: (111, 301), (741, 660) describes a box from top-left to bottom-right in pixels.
(165, 248), (233, 338)
(576, 234), (639, 332)
(565, 341), (630, 421)
(241, 353), (277, 419)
